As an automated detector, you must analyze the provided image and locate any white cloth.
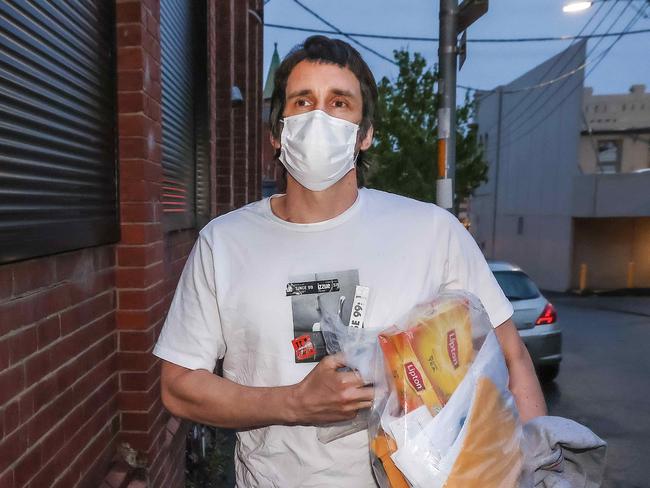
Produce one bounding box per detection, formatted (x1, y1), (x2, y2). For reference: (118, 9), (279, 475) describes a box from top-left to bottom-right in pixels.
(153, 188), (514, 488)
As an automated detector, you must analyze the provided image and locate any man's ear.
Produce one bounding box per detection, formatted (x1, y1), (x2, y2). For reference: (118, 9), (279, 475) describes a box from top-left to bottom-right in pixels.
(359, 125), (374, 151)
(270, 132), (281, 150)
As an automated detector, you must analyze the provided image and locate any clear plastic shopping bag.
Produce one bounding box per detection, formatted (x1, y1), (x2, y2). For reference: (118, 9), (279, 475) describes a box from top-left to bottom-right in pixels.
(368, 291), (524, 488)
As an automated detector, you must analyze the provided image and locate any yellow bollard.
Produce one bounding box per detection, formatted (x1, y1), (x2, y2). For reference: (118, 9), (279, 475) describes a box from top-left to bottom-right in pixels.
(627, 261), (635, 289)
(579, 263), (588, 293)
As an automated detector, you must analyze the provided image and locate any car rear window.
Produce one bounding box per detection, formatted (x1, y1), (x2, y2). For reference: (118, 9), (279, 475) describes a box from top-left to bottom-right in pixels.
(493, 271), (541, 301)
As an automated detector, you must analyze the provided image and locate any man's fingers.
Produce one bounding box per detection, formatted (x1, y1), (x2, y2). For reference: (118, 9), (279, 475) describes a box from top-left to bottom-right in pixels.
(325, 352), (348, 369)
(338, 370), (365, 387)
(341, 385), (374, 403)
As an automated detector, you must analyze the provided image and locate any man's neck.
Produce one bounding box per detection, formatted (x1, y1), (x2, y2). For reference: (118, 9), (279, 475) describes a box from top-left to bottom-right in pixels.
(271, 171), (359, 224)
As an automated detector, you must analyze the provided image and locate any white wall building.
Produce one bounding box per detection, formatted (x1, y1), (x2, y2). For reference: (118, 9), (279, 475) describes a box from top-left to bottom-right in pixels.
(471, 42), (650, 292)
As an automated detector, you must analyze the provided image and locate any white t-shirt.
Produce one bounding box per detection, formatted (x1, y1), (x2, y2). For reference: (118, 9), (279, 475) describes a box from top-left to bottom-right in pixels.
(153, 188), (513, 488)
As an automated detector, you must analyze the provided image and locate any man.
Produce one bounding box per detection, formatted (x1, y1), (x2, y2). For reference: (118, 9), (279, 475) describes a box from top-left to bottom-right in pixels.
(155, 36), (546, 487)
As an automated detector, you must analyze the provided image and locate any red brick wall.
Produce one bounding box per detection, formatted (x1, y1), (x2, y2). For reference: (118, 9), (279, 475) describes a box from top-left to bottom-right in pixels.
(0, 248), (119, 488)
(0, 1), (263, 487)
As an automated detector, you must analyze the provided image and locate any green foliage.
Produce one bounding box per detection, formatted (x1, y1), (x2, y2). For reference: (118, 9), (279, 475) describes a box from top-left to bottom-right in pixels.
(366, 50), (488, 206)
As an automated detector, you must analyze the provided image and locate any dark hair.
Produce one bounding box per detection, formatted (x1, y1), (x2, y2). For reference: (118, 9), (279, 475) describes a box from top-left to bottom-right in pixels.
(269, 36), (378, 189)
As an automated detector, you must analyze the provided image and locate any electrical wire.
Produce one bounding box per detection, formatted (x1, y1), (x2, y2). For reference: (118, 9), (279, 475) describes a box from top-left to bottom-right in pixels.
(496, 0), (615, 135)
(264, 22), (650, 43)
(500, 1), (640, 144)
(497, 5), (647, 152)
(474, 1), (609, 134)
(291, 0), (398, 66)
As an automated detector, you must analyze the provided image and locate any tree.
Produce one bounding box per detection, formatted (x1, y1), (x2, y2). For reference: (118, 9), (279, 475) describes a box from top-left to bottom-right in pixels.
(366, 49), (488, 208)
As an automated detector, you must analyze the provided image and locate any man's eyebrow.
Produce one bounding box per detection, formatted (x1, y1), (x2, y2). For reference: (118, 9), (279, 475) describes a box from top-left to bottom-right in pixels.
(331, 88), (356, 98)
(286, 89), (312, 98)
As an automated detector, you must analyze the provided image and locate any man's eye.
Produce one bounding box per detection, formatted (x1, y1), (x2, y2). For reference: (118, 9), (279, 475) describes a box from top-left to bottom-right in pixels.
(333, 100), (347, 108)
(296, 99), (310, 107)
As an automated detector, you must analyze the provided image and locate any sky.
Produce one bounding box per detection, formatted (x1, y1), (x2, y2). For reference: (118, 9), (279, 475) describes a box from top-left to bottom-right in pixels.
(262, 0), (650, 97)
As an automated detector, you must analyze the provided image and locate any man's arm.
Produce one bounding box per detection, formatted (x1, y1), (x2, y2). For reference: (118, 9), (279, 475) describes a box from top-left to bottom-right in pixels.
(494, 318), (547, 422)
(160, 353), (373, 429)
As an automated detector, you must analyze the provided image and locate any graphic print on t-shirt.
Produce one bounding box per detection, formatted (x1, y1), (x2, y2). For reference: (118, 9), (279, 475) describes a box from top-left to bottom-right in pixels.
(286, 270), (359, 363)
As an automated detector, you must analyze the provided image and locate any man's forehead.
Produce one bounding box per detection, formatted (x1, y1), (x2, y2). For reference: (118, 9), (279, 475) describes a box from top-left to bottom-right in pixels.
(285, 60), (361, 96)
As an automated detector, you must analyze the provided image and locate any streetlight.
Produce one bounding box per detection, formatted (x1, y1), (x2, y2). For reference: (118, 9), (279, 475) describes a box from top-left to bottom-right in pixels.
(563, 1), (593, 12)
(563, 0), (649, 15)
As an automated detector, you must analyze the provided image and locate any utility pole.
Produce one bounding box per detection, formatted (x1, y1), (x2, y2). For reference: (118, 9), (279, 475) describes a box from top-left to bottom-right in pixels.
(490, 86), (503, 258)
(436, 0), (458, 211)
(436, 0), (488, 213)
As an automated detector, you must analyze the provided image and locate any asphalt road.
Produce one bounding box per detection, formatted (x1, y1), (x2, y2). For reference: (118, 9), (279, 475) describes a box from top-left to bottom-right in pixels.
(543, 296), (650, 488)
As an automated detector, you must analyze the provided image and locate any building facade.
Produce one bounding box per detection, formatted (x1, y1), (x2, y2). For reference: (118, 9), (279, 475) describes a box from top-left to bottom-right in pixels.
(471, 41), (650, 292)
(0, 1), (264, 487)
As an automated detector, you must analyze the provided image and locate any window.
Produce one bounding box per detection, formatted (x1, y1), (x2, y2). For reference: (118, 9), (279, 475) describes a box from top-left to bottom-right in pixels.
(493, 271), (541, 301)
(160, 0), (209, 231)
(0, 1), (118, 264)
(597, 140), (621, 174)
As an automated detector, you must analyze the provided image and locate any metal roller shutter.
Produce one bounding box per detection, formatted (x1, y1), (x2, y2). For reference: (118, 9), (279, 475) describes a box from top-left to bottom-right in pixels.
(160, 0), (209, 231)
(0, 0), (118, 264)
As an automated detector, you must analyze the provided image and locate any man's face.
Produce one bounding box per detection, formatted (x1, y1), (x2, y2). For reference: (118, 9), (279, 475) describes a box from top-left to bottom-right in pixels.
(272, 60), (373, 151)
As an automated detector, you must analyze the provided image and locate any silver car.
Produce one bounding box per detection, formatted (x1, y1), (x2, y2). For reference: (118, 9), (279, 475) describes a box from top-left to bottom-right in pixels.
(489, 261), (562, 382)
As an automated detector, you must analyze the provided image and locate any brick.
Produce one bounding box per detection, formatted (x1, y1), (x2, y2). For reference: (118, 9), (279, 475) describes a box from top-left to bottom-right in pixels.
(67, 269), (114, 304)
(0, 364), (24, 406)
(118, 113), (151, 138)
(119, 180), (161, 204)
(143, 97), (160, 121)
(117, 383), (158, 412)
(0, 469), (13, 488)
(116, 2), (144, 23)
(54, 250), (93, 281)
(117, 243), (163, 267)
(93, 246), (116, 272)
(118, 91), (145, 113)
(59, 291), (115, 336)
(118, 46), (144, 71)
(36, 315), (60, 350)
(119, 160), (161, 182)
(0, 337), (8, 370)
(3, 400), (20, 437)
(117, 23), (143, 47)
(11, 259), (55, 296)
(0, 267), (12, 301)
(118, 328), (156, 353)
(26, 313), (114, 385)
(8, 325), (37, 366)
(119, 223), (163, 246)
(117, 285), (163, 312)
(116, 262), (164, 289)
(116, 299), (166, 330)
(120, 370), (157, 394)
(117, 70), (144, 92)
(119, 202), (159, 223)
(32, 284), (72, 323)
(117, 351), (156, 372)
(0, 427), (28, 473)
(119, 137), (148, 160)
(13, 444), (41, 487)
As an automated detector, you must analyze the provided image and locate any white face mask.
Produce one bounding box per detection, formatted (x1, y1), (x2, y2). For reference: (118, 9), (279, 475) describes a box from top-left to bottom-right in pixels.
(279, 110), (360, 191)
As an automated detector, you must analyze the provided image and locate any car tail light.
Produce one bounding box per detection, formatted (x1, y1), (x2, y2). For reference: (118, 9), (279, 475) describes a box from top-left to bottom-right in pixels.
(535, 303), (557, 325)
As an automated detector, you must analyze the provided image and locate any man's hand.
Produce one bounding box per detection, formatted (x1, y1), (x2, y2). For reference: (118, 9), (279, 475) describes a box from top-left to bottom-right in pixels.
(288, 353), (374, 425)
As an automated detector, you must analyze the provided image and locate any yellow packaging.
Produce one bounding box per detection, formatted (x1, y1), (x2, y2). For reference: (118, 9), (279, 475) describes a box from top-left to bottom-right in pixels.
(406, 303), (474, 403)
(380, 331), (444, 413)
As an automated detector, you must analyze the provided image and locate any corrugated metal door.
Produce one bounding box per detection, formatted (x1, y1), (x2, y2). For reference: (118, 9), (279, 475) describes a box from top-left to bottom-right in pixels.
(0, 1), (118, 264)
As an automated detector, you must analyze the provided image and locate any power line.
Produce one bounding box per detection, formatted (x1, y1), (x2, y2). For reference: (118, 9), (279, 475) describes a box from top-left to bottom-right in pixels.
(290, 0), (398, 66)
(497, 0), (615, 135)
(264, 22), (650, 43)
(476, 1), (608, 134)
(497, 5), (647, 152)
(501, 0), (639, 141)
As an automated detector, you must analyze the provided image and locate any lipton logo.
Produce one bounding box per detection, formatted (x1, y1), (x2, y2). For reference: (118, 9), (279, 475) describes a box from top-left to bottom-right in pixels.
(404, 362), (425, 392)
(447, 330), (459, 369)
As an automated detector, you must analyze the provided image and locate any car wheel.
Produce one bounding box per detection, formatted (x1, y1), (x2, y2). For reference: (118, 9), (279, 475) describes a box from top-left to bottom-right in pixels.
(537, 364), (559, 383)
